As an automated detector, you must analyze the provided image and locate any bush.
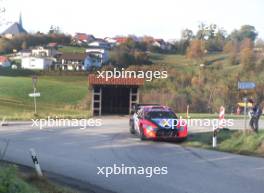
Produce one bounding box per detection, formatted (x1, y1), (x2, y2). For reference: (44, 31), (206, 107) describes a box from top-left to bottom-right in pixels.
(240, 47), (255, 70)
(110, 47), (152, 67)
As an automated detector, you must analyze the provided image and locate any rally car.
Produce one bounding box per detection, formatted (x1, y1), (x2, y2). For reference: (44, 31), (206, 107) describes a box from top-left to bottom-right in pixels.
(129, 105), (188, 141)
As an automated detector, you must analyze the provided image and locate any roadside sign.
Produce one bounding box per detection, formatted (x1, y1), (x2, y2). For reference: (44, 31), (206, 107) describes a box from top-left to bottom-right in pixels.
(32, 76), (38, 89)
(30, 76), (39, 114)
(238, 82), (256, 90)
(29, 93), (41, 97)
(237, 102), (253, 108)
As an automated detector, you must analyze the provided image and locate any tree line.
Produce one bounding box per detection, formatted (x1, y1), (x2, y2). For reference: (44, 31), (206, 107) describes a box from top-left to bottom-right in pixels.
(0, 33), (71, 54)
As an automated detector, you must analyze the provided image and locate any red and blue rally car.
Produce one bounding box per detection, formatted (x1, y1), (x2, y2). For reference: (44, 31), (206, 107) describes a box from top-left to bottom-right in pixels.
(129, 104), (188, 141)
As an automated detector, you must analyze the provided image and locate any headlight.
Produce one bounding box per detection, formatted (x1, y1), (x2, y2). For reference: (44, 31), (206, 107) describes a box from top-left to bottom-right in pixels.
(143, 124), (157, 131)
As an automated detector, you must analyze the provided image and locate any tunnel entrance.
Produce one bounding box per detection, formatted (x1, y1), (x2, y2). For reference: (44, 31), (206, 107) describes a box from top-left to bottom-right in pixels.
(88, 74), (144, 116)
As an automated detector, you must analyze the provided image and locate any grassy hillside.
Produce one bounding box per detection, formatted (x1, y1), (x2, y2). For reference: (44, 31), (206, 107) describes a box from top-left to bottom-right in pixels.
(150, 52), (230, 69)
(143, 52), (264, 113)
(0, 76), (90, 120)
(58, 46), (85, 53)
(1, 51), (263, 119)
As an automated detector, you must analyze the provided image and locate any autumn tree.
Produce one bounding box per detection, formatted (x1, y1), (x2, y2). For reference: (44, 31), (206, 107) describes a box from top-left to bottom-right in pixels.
(240, 38), (255, 70)
(223, 41), (239, 65)
(186, 40), (204, 60)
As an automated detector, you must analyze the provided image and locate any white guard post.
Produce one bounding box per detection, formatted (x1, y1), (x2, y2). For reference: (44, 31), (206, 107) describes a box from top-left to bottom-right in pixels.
(29, 148), (43, 177)
(213, 106), (225, 148)
(212, 125), (217, 148)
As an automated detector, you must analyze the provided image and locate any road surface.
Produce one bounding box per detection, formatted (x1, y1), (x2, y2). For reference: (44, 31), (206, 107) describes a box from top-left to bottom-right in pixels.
(0, 117), (263, 193)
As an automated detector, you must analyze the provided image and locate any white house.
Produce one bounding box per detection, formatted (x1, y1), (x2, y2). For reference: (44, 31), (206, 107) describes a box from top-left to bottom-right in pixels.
(104, 37), (117, 44)
(88, 40), (110, 49)
(58, 52), (105, 71)
(22, 57), (53, 70)
(0, 56), (11, 67)
(104, 37), (117, 47)
(58, 53), (86, 71)
(86, 48), (109, 64)
(31, 46), (59, 57)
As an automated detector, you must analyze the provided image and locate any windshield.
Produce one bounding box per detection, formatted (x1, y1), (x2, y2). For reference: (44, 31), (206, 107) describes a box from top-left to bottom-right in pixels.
(145, 111), (177, 119)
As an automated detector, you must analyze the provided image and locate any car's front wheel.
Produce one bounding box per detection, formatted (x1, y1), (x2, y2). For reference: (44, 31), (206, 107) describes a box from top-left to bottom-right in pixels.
(140, 127), (146, 141)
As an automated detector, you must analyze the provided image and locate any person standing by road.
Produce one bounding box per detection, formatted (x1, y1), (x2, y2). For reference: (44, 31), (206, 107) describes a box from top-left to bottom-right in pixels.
(249, 100), (262, 133)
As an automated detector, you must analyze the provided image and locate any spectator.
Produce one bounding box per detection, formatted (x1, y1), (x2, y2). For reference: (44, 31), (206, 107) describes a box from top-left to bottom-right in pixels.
(236, 106), (241, 115)
(249, 99), (262, 133)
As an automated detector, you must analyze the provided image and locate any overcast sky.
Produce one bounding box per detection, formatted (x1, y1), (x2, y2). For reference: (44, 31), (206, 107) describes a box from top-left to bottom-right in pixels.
(1, 0), (264, 40)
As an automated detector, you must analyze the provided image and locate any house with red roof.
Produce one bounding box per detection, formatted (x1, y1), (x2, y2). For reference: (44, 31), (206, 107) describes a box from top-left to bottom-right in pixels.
(72, 33), (95, 45)
(0, 56), (11, 67)
(114, 37), (128, 44)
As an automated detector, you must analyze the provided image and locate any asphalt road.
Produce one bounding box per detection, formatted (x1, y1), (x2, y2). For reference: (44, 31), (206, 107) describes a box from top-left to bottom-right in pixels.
(0, 117), (263, 193)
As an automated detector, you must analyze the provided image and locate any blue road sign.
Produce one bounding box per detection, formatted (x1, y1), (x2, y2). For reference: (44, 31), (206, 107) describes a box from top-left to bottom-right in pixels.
(238, 82), (256, 90)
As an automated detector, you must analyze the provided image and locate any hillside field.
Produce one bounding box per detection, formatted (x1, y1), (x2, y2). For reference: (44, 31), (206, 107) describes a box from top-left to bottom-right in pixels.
(0, 75), (89, 120)
(1, 52), (263, 120)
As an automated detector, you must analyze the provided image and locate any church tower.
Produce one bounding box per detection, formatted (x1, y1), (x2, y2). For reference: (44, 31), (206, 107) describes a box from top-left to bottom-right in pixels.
(19, 12), (23, 28)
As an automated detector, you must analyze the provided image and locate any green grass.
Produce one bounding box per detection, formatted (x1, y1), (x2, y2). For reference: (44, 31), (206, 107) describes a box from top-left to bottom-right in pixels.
(58, 46), (85, 53)
(149, 52), (231, 74)
(149, 53), (195, 73)
(0, 76), (90, 120)
(184, 129), (264, 157)
(0, 164), (79, 193)
(150, 53), (191, 65)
